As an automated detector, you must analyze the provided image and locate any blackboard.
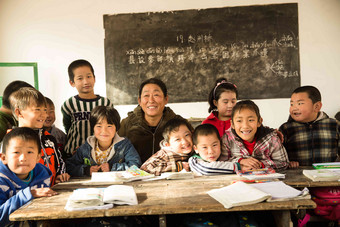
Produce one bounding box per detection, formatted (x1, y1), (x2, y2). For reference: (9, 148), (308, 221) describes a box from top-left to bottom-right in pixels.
(104, 3), (300, 105)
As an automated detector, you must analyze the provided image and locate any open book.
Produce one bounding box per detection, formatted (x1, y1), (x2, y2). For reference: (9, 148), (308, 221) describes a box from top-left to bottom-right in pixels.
(65, 185), (138, 211)
(237, 168), (285, 180)
(91, 165), (155, 183)
(303, 169), (340, 182)
(207, 181), (309, 209)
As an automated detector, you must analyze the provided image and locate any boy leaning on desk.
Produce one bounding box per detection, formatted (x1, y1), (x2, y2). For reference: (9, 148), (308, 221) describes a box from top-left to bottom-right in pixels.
(0, 127), (57, 226)
(279, 85), (340, 224)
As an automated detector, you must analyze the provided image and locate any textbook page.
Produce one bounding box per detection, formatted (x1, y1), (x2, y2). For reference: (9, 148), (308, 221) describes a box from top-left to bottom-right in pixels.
(103, 185), (138, 205)
(250, 181), (310, 201)
(65, 185), (138, 211)
(207, 181), (271, 209)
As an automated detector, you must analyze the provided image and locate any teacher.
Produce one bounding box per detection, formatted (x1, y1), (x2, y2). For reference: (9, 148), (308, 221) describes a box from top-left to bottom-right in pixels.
(118, 78), (192, 163)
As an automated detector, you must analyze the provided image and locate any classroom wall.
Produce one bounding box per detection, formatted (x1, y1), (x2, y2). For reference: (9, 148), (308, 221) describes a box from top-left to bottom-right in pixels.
(0, 0), (339, 130)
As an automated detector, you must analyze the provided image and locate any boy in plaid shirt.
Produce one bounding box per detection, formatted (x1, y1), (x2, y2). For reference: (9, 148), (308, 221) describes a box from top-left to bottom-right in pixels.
(279, 85), (340, 168)
(141, 119), (193, 176)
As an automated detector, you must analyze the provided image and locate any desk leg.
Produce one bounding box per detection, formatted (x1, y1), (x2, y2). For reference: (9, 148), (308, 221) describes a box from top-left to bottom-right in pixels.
(272, 210), (293, 227)
(159, 214), (166, 227)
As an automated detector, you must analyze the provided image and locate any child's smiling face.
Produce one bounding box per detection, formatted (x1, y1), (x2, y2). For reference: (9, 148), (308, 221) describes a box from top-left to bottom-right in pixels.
(166, 125), (193, 154)
(1, 137), (40, 180)
(231, 108), (262, 142)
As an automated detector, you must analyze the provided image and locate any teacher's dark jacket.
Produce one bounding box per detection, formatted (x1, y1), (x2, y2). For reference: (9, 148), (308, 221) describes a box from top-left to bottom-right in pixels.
(118, 106), (192, 163)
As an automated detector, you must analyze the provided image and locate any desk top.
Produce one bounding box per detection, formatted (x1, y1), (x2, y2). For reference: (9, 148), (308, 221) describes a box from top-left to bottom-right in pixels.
(10, 173), (316, 221)
(282, 167), (340, 188)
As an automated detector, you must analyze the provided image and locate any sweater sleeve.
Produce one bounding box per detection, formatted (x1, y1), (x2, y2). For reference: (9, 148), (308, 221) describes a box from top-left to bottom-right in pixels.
(61, 102), (72, 134)
(189, 156), (238, 176)
(260, 135), (289, 170)
(140, 151), (172, 176)
(0, 187), (33, 226)
(110, 139), (142, 171)
(66, 146), (89, 177)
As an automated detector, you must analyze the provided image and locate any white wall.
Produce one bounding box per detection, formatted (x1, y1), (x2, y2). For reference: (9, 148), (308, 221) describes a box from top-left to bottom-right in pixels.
(1, 0), (339, 130)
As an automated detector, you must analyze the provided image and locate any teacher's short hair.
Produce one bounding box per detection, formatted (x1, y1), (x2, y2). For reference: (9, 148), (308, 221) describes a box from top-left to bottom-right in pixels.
(138, 78), (167, 98)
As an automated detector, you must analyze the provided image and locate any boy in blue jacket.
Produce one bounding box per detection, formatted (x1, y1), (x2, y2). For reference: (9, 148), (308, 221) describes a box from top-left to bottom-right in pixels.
(0, 127), (57, 226)
(66, 106), (141, 176)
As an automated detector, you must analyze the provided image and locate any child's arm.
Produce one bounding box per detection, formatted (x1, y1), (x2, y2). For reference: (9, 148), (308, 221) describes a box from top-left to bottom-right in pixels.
(0, 187), (35, 226)
(61, 103), (72, 134)
(189, 156), (240, 176)
(261, 135), (289, 170)
(140, 151), (171, 176)
(110, 140), (142, 171)
(66, 146), (92, 177)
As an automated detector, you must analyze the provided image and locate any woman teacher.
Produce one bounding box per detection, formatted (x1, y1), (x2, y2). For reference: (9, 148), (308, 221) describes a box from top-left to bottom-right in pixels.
(118, 78), (192, 163)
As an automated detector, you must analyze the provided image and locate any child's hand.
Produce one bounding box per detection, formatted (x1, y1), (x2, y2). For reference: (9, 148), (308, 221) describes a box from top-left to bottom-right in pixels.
(182, 162), (190, 171)
(240, 158), (262, 169)
(90, 165), (101, 175)
(31, 188), (58, 198)
(289, 161), (299, 168)
(240, 164), (253, 171)
(100, 163), (110, 172)
(55, 173), (70, 184)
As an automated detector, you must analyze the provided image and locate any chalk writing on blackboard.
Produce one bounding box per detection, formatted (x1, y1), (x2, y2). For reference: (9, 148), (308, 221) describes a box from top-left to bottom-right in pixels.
(104, 3), (300, 105)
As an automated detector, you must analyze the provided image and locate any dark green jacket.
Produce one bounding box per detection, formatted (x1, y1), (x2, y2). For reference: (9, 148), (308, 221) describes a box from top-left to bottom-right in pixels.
(118, 106), (192, 163)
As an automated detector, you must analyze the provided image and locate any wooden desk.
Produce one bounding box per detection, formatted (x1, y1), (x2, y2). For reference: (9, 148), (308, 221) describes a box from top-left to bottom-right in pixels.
(10, 175), (316, 227)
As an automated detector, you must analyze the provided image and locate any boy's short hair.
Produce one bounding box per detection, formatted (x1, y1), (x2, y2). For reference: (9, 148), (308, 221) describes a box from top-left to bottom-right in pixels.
(231, 100), (261, 121)
(1, 80), (33, 109)
(162, 118), (192, 143)
(68, 59), (95, 83)
(292, 85), (321, 104)
(2, 127), (41, 154)
(9, 87), (46, 120)
(193, 124), (220, 145)
(138, 77), (167, 98)
(44, 97), (54, 107)
(90, 106), (120, 131)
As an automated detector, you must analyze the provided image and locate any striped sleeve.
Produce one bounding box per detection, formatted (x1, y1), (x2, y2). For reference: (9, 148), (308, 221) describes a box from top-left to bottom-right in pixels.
(189, 156), (238, 176)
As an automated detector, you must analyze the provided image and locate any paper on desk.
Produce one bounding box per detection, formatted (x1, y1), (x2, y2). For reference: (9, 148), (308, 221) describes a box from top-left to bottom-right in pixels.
(251, 181), (309, 200)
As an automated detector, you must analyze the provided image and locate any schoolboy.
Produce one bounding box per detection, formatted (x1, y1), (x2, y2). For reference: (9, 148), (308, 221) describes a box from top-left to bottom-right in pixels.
(0, 127), (57, 226)
(189, 124), (241, 175)
(44, 97), (66, 156)
(10, 87), (69, 186)
(279, 86), (340, 168)
(224, 100), (289, 170)
(0, 80), (33, 142)
(141, 118), (193, 176)
(61, 59), (113, 157)
(66, 106), (141, 176)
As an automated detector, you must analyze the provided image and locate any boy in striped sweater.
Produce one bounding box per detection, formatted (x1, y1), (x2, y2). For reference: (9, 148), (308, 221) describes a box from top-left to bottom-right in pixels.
(189, 124), (241, 175)
(61, 59), (113, 157)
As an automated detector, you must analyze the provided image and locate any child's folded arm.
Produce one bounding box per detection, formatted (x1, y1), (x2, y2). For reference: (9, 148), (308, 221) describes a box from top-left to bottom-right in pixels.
(66, 149), (89, 177)
(189, 156), (237, 175)
(262, 135), (289, 170)
(110, 141), (142, 171)
(0, 187), (33, 226)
